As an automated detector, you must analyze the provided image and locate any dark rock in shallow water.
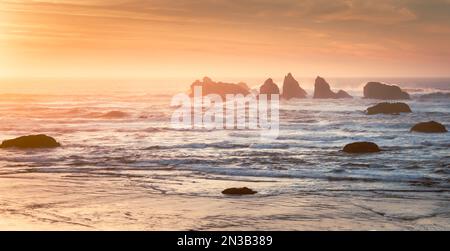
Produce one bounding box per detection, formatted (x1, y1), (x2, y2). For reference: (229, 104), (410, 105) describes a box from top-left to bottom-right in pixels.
(313, 76), (352, 99)
(363, 82), (410, 100)
(222, 187), (257, 195)
(100, 111), (129, 118)
(411, 121), (447, 133)
(343, 142), (380, 153)
(282, 73), (307, 99)
(259, 78), (280, 96)
(366, 102), (412, 115)
(190, 77), (250, 98)
(0, 134), (61, 148)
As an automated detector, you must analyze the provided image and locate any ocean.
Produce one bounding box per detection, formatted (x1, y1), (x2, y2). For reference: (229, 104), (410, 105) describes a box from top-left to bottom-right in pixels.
(0, 77), (449, 230)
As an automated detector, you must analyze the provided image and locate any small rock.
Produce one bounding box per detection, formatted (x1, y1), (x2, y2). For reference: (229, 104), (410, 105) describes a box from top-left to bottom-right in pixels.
(100, 111), (129, 118)
(411, 121), (447, 133)
(0, 134), (61, 149)
(343, 142), (380, 153)
(366, 102), (412, 115)
(222, 187), (257, 195)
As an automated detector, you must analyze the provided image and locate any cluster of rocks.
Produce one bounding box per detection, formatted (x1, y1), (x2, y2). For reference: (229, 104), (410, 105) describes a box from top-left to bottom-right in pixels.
(194, 74), (356, 100)
(351, 82), (446, 154)
(2, 77), (447, 197)
(343, 121), (447, 154)
(191, 75), (433, 102)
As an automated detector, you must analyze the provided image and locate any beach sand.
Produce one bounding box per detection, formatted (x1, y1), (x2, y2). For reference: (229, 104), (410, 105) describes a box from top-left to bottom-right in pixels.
(1, 173), (448, 230)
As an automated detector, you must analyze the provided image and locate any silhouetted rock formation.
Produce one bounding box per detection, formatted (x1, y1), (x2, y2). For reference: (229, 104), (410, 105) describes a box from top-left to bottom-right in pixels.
(419, 92), (450, 100)
(282, 73), (307, 99)
(222, 187), (257, 195)
(335, 90), (353, 98)
(190, 77), (250, 98)
(343, 142), (380, 153)
(237, 82), (250, 91)
(363, 82), (410, 100)
(313, 76), (352, 99)
(411, 121), (447, 133)
(366, 102), (412, 115)
(0, 134), (61, 148)
(259, 78), (280, 96)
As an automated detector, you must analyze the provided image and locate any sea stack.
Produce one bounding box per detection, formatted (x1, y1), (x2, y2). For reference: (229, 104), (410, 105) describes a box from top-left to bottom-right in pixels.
(259, 78), (280, 96)
(190, 77), (250, 98)
(282, 73), (307, 99)
(363, 82), (410, 100)
(0, 134), (61, 149)
(313, 76), (352, 99)
(411, 121), (447, 133)
(366, 102), (412, 115)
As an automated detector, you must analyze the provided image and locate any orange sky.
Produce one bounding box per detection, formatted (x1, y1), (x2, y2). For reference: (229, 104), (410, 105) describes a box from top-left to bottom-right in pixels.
(1, 0), (450, 78)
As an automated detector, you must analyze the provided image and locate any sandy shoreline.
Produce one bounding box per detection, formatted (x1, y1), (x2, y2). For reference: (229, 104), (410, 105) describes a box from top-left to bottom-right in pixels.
(1, 174), (448, 230)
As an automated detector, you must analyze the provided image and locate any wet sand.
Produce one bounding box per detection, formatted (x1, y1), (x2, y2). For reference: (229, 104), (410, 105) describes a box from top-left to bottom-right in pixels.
(1, 173), (448, 230)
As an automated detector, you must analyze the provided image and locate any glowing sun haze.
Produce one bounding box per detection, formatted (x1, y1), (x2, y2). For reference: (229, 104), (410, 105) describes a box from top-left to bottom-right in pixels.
(1, 0), (450, 78)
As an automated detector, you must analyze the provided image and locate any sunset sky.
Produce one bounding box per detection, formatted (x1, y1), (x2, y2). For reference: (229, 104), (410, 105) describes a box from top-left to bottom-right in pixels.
(1, 0), (450, 78)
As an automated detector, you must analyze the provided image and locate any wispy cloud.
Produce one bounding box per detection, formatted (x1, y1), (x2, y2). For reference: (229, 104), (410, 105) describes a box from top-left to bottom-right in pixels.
(1, 0), (450, 77)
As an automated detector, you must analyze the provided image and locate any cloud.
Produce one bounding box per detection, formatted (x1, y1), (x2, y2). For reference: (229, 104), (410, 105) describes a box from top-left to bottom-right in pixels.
(1, 0), (450, 77)
(312, 0), (417, 24)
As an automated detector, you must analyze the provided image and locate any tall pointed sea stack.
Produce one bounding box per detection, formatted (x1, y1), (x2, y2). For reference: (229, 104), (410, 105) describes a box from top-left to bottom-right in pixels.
(282, 73), (307, 100)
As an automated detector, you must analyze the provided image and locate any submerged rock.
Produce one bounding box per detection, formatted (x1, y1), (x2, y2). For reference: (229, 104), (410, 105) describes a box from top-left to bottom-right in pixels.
(366, 102), (412, 115)
(0, 134), (61, 148)
(313, 76), (352, 99)
(259, 78), (280, 96)
(363, 82), (410, 100)
(281, 73), (307, 99)
(222, 187), (257, 195)
(100, 111), (129, 118)
(411, 121), (447, 133)
(190, 77), (250, 98)
(343, 142), (380, 153)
